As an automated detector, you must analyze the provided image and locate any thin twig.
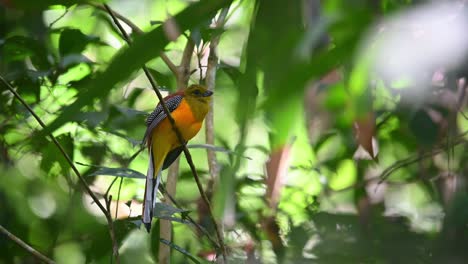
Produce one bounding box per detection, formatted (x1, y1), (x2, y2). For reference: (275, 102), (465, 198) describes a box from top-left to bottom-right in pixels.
(105, 177), (119, 198)
(376, 130), (468, 187)
(0, 76), (120, 264)
(0, 225), (55, 264)
(96, 3), (178, 75)
(48, 7), (69, 28)
(103, 195), (118, 264)
(115, 177), (124, 219)
(102, 4), (226, 259)
(196, 44), (205, 83)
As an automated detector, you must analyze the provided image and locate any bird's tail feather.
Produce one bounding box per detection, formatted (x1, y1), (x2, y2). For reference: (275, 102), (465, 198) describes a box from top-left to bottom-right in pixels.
(142, 146), (162, 232)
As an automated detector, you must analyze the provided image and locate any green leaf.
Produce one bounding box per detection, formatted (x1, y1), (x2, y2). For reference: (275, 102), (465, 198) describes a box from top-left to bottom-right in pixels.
(59, 54), (94, 69)
(74, 110), (108, 128)
(103, 105), (146, 140)
(81, 144), (107, 165)
(213, 165), (234, 219)
(188, 144), (251, 160)
(152, 202), (190, 219)
(219, 61), (242, 83)
(40, 133), (74, 177)
(83, 165), (146, 179)
(329, 159), (357, 190)
(42, 0), (232, 136)
(6, 71), (46, 103)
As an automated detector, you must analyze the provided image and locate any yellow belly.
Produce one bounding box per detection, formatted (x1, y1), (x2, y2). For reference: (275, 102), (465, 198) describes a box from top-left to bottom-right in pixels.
(151, 98), (203, 149)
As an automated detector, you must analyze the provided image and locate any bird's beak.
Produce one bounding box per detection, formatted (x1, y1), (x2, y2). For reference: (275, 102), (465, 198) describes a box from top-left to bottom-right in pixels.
(202, 90), (213, 97)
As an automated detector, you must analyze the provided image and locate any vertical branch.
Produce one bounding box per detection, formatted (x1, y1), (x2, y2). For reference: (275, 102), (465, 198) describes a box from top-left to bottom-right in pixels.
(202, 8), (231, 263)
(205, 8), (229, 183)
(177, 37), (196, 90)
(0, 224), (55, 264)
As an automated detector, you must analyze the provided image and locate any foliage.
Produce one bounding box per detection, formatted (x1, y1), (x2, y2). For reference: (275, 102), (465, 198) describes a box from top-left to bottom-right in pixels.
(1, 0), (467, 263)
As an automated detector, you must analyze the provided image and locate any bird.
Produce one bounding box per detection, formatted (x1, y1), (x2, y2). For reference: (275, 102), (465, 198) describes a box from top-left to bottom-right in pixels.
(141, 84), (213, 232)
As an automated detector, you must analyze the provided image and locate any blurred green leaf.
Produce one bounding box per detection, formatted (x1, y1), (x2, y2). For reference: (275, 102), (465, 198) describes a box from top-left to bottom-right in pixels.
(329, 159), (357, 190)
(2, 35), (52, 70)
(219, 61), (241, 83)
(153, 202), (190, 219)
(81, 144), (107, 165)
(58, 28), (100, 57)
(40, 133), (74, 177)
(146, 68), (175, 91)
(59, 54), (94, 69)
(9, 0), (104, 10)
(213, 165), (234, 219)
(188, 144), (251, 160)
(84, 165), (146, 179)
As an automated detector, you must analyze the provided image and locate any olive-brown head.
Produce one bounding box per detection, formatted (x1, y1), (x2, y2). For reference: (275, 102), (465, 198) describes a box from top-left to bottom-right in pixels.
(184, 84), (213, 100)
(183, 84), (213, 120)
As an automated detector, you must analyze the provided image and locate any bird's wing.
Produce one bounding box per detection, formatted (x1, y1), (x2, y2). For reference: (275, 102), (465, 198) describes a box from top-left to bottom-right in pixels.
(142, 94), (183, 232)
(162, 146), (184, 170)
(142, 94), (184, 145)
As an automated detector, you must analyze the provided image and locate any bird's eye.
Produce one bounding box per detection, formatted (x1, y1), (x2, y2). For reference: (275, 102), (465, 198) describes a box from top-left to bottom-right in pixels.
(193, 89), (201, 95)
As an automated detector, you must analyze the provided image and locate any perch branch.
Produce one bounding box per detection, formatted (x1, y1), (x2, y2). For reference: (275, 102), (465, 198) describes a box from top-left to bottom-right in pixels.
(160, 35), (195, 263)
(202, 7), (230, 261)
(205, 7), (229, 182)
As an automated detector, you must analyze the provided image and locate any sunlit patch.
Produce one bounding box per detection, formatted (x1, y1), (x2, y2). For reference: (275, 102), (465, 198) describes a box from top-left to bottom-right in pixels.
(329, 159), (357, 190)
(28, 192), (57, 219)
(359, 1), (468, 94)
(54, 243), (86, 264)
(82, 194), (106, 219)
(57, 63), (92, 84)
(384, 183), (444, 232)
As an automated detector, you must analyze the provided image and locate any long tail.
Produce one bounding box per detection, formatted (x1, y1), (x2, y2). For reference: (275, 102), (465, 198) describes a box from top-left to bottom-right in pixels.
(142, 145), (162, 232)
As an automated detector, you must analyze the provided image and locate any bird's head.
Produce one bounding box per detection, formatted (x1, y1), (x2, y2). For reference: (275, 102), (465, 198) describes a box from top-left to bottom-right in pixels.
(184, 84), (213, 104)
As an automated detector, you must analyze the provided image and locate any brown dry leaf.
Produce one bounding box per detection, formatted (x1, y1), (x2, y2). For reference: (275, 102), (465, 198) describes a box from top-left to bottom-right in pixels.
(266, 145), (292, 209)
(354, 112), (377, 159)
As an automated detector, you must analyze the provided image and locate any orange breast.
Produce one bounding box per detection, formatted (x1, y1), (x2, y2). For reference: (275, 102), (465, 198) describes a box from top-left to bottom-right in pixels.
(152, 98), (203, 148)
